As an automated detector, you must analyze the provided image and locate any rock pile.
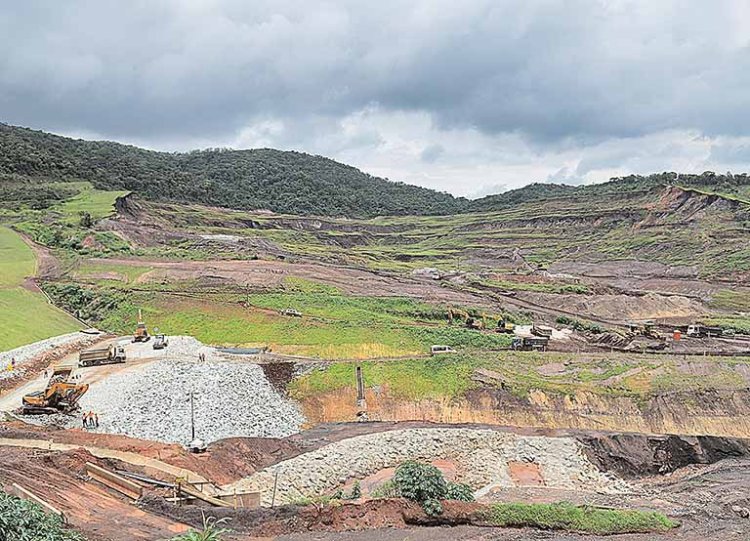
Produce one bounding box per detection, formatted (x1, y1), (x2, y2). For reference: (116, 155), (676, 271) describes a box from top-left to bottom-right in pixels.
(227, 428), (630, 506)
(73, 337), (304, 443)
(0, 331), (97, 381)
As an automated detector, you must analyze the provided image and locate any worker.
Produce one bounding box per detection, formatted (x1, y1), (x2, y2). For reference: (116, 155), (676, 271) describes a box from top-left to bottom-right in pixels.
(11, 358), (16, 370)
(94, 413), (99, 428)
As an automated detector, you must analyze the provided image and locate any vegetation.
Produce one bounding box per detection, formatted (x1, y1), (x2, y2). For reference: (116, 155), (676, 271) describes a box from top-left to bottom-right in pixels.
(0, 227), (79, 351)
(0, 123), (464, 218)
(170, 515), (230, 541)
(483, 502), (677, 534)
(0, 490), (85, 541)
(555, 316), (604, 334)
(392, 461), (475, 516)
(289, 349), (750, 404)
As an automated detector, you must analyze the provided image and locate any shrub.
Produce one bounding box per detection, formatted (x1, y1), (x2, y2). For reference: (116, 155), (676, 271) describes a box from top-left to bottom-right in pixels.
(394, 461), (447, 510)
(392, 461), (474, 515)
(0, 490), (85, 541)
(445, 482), (475, 502)
(370, 479), (400, 499)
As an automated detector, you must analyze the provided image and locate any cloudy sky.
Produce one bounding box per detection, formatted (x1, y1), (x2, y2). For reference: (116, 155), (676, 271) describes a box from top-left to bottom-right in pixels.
(2, 0), (750, 197)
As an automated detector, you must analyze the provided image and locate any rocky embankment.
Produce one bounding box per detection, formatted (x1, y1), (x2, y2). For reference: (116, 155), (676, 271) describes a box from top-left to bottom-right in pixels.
(228, 428), (628, 506)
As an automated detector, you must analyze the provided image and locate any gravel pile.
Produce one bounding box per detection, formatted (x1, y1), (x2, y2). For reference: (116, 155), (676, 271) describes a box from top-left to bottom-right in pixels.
(72, 337), (305, 444)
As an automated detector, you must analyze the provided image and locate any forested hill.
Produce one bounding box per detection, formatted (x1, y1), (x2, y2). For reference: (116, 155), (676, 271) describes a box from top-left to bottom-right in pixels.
(0, 123), (467, 217)
(469, 172), (750, 212)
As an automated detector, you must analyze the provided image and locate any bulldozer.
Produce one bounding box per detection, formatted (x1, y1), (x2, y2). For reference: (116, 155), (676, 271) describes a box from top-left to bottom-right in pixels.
(22, 367), (89, 414)
(133, 309), (150, 342)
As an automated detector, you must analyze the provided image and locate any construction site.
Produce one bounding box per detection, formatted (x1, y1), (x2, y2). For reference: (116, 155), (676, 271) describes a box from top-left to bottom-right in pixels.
(1, 135), (750, 540)
(3, 282), (750, 541)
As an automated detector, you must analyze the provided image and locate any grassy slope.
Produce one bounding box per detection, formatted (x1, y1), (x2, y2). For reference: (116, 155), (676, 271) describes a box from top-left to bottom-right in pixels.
(289, 350), (750, 401)
(94, 281), (512, 359)
(0, 227), (79, 351)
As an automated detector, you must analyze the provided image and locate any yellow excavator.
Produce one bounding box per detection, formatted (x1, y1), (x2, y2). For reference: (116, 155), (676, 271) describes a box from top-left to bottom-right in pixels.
(22, 367), (89, 414)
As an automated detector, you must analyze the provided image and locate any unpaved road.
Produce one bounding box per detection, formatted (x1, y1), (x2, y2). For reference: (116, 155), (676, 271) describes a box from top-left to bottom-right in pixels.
(0, 339), (165, 412)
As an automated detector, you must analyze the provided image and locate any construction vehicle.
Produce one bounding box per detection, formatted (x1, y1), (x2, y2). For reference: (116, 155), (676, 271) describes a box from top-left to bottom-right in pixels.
(133, 309), (150, 342)
(78, 344), (126, 367)
(22, 368), (89, 414)
(466, 317), (484, 330)
(497, 319), (515, 334)
(627, 320), (663, 340)
(511, 336), (549, 352)
(687, 324), (724, 338)
(430, 345), (456, 355)
(153, 334), (169, 349)
(531, 325), (553, 338)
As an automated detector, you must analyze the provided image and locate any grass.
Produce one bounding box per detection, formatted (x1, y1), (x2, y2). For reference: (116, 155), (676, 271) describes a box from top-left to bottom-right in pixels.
(55, 183), (129, 223)
(0, 289), (80, 351)
(0, 227), (79, 351)
(0, 226), (36, 286)
(710, 289), (750, 312)
(483, 502), (677, 534)
(289, 355), (481, 401)
(96, 292), (511, 359)
(73, 260), (155, 284)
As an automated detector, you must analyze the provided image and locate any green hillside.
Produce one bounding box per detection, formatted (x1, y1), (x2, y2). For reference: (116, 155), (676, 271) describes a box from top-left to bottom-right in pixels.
(0, 123), (465, 218)
(0, 227), (79, 351)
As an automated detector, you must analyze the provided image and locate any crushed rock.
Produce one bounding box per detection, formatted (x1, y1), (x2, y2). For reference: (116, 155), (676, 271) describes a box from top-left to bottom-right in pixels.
(70, 337), (304, 444)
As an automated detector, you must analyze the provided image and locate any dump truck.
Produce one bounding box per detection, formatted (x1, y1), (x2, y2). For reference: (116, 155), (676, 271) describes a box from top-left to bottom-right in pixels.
(133, 309), (150, 342)
(511, 336), (549, 351)
(687, 324), (724, 338)
(22, 368), (89, 414)
(78, 344), (126, 367)
(152, 334), (168, 349)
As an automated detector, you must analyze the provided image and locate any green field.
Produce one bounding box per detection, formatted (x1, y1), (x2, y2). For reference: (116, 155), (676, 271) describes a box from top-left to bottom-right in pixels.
(0, 227), (79, 352)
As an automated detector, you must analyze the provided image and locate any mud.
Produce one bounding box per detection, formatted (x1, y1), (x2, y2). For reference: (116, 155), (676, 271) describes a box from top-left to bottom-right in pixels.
(581, 433), (750, 477)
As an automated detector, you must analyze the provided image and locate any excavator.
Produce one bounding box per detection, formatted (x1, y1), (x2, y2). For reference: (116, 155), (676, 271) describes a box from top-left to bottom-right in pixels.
(22, 367), (89, 414)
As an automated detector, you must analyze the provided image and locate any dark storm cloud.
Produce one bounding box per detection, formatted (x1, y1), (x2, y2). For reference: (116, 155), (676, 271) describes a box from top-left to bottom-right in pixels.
(2, 0), (749, 144)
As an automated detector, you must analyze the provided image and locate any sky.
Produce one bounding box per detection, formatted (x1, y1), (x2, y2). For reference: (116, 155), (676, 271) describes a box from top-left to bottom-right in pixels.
(2, 0), (750, 198)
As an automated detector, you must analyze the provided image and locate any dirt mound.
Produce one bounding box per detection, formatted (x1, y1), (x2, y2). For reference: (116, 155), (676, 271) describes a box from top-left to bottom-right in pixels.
(0, 422), (303, 486)
(144, 497), (481, 536)
(516, 291), (705, 323)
